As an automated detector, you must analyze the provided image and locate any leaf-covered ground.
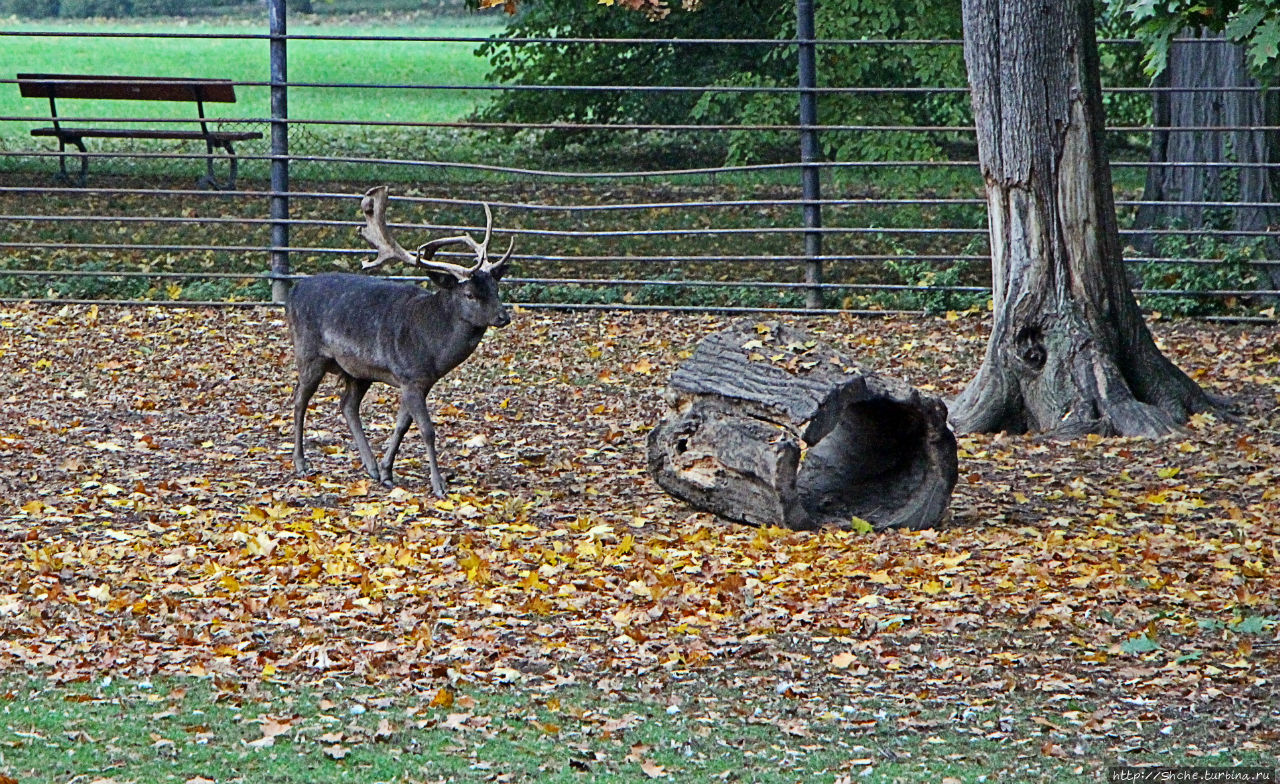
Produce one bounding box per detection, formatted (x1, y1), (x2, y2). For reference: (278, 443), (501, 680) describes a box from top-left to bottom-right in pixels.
(0, 304), (1277, 778)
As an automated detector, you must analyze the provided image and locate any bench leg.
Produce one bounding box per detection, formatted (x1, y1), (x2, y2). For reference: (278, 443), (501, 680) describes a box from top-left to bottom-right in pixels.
(55, 138), (89, 187)
(199, 140), (240, 191)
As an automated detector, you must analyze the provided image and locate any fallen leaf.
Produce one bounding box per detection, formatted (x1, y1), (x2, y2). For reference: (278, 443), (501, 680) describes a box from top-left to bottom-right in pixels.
(830, 651), (858, 669)
(641, 759), (668, 778)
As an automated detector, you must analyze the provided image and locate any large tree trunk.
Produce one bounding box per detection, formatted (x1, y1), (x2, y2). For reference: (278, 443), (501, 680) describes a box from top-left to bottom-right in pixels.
(1135, 30), (1279, 291)
(950, 0), (1221, 438)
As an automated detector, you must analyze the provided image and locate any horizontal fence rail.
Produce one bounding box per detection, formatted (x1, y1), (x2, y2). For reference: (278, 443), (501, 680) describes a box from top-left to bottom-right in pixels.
(0, 8), (1277, 321)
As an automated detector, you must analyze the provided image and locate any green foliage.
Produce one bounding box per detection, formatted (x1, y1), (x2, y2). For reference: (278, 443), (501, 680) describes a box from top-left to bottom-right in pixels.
(870, 257), (985, 314)
(1136, 229), (1262, 317)
(129, 0), (187, 15)
(1135, 149), (1269, 317)
(846, 233), (988, 315)
(56, 0), (131, 18)
(477, 0), (972, 162)
(178, 277), (270, 302)
(1096, 5), (1157, 136)
(505, 0), (973, 165)
(1109, 0), (1280, 78)
(0, 0), (60, 17)
(692, 0), (970, 165)
(478, 0), (1150, 166)
(0, 0), (412, 17)
(505, 275), (807, 310)
(476, 0), (786, 142)
(0, 263), (152, 300)
(13, 0), (192, 17)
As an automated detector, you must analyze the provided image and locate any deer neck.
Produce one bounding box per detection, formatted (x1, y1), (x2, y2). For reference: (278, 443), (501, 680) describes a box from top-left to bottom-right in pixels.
(428, 296), (487, 374)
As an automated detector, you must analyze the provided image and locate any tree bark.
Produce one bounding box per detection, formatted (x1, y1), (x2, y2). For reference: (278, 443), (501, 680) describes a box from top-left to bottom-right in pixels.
(949, 0), (1223, 439)
(1135, 29), (1279, 291)
(647, 321), (958, 531)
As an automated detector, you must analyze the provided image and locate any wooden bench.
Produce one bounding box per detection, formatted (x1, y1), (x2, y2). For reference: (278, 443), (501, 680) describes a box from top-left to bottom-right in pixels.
(17, 73), (263, 189)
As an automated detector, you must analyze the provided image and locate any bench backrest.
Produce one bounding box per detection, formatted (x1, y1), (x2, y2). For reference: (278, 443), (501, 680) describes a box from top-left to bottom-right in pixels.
(17, 74), (239, 103)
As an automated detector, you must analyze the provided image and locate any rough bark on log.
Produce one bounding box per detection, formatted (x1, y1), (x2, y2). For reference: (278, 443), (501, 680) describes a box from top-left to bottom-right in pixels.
(647, 321), (958, 531)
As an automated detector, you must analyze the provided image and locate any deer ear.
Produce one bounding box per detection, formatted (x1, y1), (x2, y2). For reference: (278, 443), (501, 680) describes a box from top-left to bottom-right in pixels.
(425, 270), (460, 290)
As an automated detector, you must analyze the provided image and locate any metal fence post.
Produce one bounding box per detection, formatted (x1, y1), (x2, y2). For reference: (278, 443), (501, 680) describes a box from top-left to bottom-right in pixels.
(797, 0), (823, 309)
(268, 0), (290, 304)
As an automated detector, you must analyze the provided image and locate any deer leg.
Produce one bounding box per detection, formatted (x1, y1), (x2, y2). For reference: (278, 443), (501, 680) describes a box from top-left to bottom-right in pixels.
(377, 407), (414, 487)
(401, 387), (447, 498)
(339, 375), (379, 480)
(292, 360), (328, 475)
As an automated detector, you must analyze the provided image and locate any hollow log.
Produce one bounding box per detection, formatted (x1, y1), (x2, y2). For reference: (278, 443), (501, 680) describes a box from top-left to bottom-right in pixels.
(647, 321), (958, 531)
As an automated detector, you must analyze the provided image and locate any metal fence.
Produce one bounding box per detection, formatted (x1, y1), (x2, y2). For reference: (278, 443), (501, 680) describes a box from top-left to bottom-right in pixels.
(0, 2), (1276, 320)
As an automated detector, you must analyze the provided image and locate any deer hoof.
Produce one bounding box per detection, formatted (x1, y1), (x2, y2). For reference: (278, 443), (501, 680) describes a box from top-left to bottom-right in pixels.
(293, 458), (311, 476)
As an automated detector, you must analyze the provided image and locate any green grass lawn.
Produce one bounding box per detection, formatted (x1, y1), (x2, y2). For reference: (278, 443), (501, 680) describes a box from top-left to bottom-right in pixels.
(0, 15), (506, 139)
(4, 674), (1274, 783)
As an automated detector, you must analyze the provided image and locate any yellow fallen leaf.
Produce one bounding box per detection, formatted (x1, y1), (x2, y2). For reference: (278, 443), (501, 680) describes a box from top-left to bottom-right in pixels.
(430, 688), (454, 709)
(848, 515), (875, 534)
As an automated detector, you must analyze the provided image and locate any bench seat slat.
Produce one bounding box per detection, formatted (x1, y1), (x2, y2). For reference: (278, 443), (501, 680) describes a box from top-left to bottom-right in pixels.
(31, 127), (263, 142)
(17, 73), (240, 103)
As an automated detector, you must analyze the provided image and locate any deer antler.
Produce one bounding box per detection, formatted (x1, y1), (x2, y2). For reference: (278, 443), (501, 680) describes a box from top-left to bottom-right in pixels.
(359, 187), (507, 280)
(359, 186), (416, 269)
(486, 236), (515, 273)
(360, 186), (475, 279)
(418, 203), (494, 268)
